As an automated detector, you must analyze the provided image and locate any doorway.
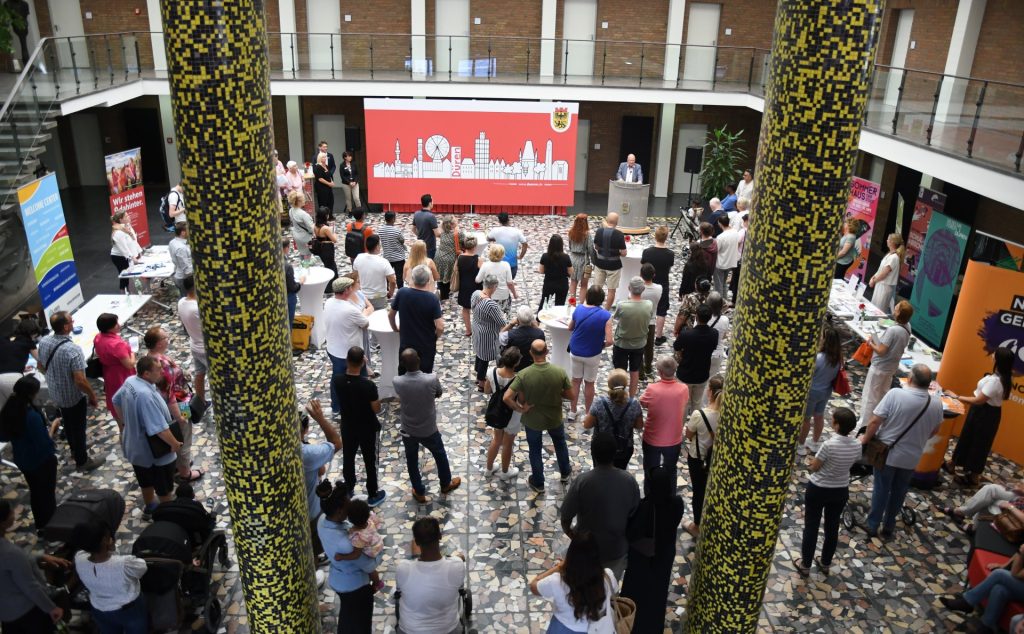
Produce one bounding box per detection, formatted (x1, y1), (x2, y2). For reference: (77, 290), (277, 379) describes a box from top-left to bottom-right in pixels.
(575, 119), (590, 191)
(47, 0), (86, 68)
(619, 116), (654, 184)
(681, 3), (720, 88)
(672, 124), (707, 195)
(884, 10), (914, 107)
(435, 0), (470, 76)
(314, 114), (346, 188)
(562, 0), (596, 77)
(122, 108), (168, 187)
(307, 0), (342, 72)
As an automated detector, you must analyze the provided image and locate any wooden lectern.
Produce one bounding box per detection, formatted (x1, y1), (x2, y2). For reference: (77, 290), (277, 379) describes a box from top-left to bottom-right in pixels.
(608, 180), (650, 235)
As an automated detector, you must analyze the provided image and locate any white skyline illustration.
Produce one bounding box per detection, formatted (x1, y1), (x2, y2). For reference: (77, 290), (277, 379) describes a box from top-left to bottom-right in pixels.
(372, 132), (570, 181)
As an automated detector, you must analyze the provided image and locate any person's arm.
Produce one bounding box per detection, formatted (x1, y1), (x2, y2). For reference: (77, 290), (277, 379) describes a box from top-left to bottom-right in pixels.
(334, 550), (362, 561)
(433, 317), (444, 338)
(632, 409), (644, 430)
(582, 413), (597, 430)
(9, 549), (58, 616)
(433, 376), (444, 399)
(860, 414), (885, 444)
(808, 456), (825, 472)
(870, 263), (892, 286)
(836, 241), (853, 258)
(475, 266), (485, 283)
(566, 265), (574, 279)
(529, 562), (562, 596)
(538, 263), (546, 275)
(604, 318), (614, 348)
(508, 278), (518, 299)
(307, 400), (343, 452)
(503, 387), (532, 414)
(73, 370), (98, 406)
(119, 351), (136, 370)
(156, 427), (184, 453)
(370, 399), (382, 414)
(483, 373), (494, 394)
(561, 385), (575, 402)
(867, 332), (889, 356)
(561, 482), (578, 537)
(386, 274), (396, 297)
(1012, 548), (1024, 579)
(388, 308), (399, 332)
(519, 235), (528, 260)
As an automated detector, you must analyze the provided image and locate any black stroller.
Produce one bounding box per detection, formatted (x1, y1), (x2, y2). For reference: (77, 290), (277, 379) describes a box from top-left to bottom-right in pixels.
(841, 459), (918, 530)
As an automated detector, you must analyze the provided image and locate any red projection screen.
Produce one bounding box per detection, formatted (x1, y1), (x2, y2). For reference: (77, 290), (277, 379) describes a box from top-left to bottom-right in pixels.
(364, 99), (579, 207)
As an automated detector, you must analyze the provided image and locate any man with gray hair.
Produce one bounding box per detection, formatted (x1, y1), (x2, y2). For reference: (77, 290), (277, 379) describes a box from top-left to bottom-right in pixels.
(501, 305), (545, 371)
(612, 277), (653, 397)
(471, 275), (506, 386)
(638, 354), (689, 492)
(324, 276), (373, 415)
(389, 264), (443, 373)
(860, 364), (943, 539)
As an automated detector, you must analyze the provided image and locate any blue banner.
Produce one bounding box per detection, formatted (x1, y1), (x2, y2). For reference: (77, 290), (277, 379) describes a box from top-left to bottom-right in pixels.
(18, 173), (83, 317)
(909, 211), (969, 347)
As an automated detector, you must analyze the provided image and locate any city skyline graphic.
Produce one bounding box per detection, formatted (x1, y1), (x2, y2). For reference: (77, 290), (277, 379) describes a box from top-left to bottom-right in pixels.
(372, 131), (570, 182)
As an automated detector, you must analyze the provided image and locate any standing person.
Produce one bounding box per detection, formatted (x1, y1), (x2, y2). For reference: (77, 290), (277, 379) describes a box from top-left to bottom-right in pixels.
(471, 275), (506, 390)
(619, 466), (686, 633)
(488, 212), (529, 279)
(638, 264), (662, 379)
(797, 322), (842, 455)
(37, 312), (102, 472)
(566, 214), (593, 304)
(858, 300), (914, 428)
(110, 211), (142, 292)
(93, 313), (136, 427)
(378, 211), (408, 288)
(455, 236), (482, 337)
(736, 168), (755, 203)
(538, 234), (573, 311)
(324, 277), (372, 415)
(679, 222), (717, 298)
(301, 400), (342, 565)
(403, 240), (440, 291)
(638, 355), (689, 486)
(164, 184), (186, 230)
(502, 307), (545, 372)
(339, 150), (361, 214)
(0, 501), (69, 633)
(567, 286), (612, 421)
(581, 370), (643, 470)
(0, 376), (57, 532)
(0, 318), (41, 374)
(729, 204), (749, 299)
(114, 357), (182, 518)
(392, 349), (462, 504)
(483, 347), (523, 481)
(434, 218), (464, 301)
(312, 140), (337, 180)
(413, 194), (441, 259)
(314, 207), (340, 283)
(641, 226), (675, 344)
(475, 244), (517, 315)
(611, 277), (653, 398)
(282, 161), (304, 199)
(73, 521), (148, 634)
(142, 327), (202, 484)
(834, 218), (858, 280)
(504, 341), (575, 493)
(868, 233), (905, 315)
(530, 531), (618, 633)
(684, 375), (723, 535)
(177, 276), (209, 412)
(352, 235), (397, 311)
(704, 291), (730, 382)
(860, 364), (943, 538)
(283, 238), (303, 324)
(168, 222), (193, 296)
(334, 347), (386, 508)
(796, 407), (860, 576)
(560, 432), (641, 580)
(313, 152), (335, 218)
(591, 213), (628, 310)
(713, 215), (741, 300)
(395, 517), (467, 634)
(317, 481), (377, 633)
(673, 304), (719, 416)
(944, 348), (1015, 487)
(288, 190), (316, 256)
(343, 209), (374, 266)
(389, 265), (444, 374)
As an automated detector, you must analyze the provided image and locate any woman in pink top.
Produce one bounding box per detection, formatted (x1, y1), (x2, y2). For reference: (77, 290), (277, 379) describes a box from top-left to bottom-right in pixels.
(638, 354), (689, 493)
(93, 313), (136, 426)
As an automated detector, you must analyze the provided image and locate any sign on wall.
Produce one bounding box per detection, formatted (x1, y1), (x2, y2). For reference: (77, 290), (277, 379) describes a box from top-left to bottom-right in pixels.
(364, 99), (579, 206)
(105, 147), (149, 247)
(839, 176), (880, 281)
(910, 211), (969, 348)
(899, 186), (944, 295)
(17, 173), (83, 318)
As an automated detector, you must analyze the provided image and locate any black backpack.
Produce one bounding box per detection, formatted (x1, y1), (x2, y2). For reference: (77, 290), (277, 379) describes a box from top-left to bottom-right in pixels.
(484, 368), (514, 429)
(602, 399), (635, 459)
(345, 222), (367, 259)
(159, 190), (183, 227)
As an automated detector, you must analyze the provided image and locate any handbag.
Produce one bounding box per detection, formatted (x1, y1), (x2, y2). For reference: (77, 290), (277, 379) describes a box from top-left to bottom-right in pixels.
(85, 354), (103, 379)
(611, 596), (636, 634)
(993, 510), (1024, 544)
(308, 236), (322, 256)
(450, 255), (462, 294)
(147, 419), (184, 459)
(832, 365), (852, 396)
(862, 397), (931, 469)
(852, 341), (873, 366)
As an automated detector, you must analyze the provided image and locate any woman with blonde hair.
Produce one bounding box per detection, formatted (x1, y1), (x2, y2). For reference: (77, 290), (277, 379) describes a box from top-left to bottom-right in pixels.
(475, 243), (517, 314)
(566, 214), (593, 303)
(435, 217), (465, 301)
(868, 233), (905, 314)
(684, 374), (724, 536)
(456, 235), (482, 336)
(288, 190), (315, 256)
(404, 240), (440, 290)
(582, 368), (643, 470)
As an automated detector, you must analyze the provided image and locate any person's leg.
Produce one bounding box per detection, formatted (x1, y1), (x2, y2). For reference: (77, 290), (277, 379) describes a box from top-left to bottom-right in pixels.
(963, 568), (1024, 629)
(342, 185), (354, 214)
(392, 260), (406, 288)
(360, 431), (380, 498)
(154, 463), (176, 503)
(111, 254), (130, 292)
(549, 425), (572, 477)
(288, 292), (297, 324)
(422, 431), (454, 488)
(820, 486), (848, 567)
(24, 454), (58, 530)
(336, 585), (375, 633)
(570, 376), (583, 413)
(729, 263), (740, 300)
(61, 397), (88, 467)
(811, 414), (825, 444)
(402, 434), (424, 496)
(834, 262), (848, 280)
(583, 379), (596, 414)
(462, 308), (472, 336)
(866, 465), (894, 533)
(859, 368), (894, 427)
(800, 483), (825, 566)
(798, 417), (812, 446)
(643, 325), (655, 377)
(882, 467), (914, 532)
(612, 345), (627, 371)
(686, 383), (707, 419)
(510, 264), (518, 279)
(486, 429), (503, 471)
(554, 285), (568, 307)
(310, 516), (325, 557)
(500, 429), (516, 472)
(612, 443), (634, 471)
(960, 484), (1015, 518)
(119, 594), (148, 633)
(175, 418), (194, 478)
(474, 357), (489, 385)
(341, 432), (358, 495)
(438, 281), (450, 302)
(525, 427), (545, 488)
(2, 605), (55, 633)
(687, 455), (709, 526)
(352, 184), (362, 209)
(420, 347), (436, 374)
(628, 369), (640, 398)
(328, 352), (347, 415)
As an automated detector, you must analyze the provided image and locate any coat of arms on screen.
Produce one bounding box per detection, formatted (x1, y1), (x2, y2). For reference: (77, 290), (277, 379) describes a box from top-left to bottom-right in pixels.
(551, 107), (570, 132)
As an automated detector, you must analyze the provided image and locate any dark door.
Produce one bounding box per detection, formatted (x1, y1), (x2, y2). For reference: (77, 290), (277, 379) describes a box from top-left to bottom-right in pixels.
(122, 108), (168, 187)
(619, 116), (655, 183)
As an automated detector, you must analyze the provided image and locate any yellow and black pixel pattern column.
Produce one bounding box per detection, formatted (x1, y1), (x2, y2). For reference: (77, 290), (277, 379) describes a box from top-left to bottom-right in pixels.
(686, 1), (884, 631)
(160, 1), (320, 631)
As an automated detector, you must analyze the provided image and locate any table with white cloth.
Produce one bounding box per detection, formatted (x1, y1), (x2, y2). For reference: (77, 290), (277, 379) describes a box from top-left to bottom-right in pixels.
(367, 310), (400, 398)
(296, 266), (335, 348)
(71, 294), (152, 359)
(538, 305), (572, 371)
(615, 245), (645, 301)
(119, 245), (175, 308)
(827, 278), (887, 321)
(468, 231), (488, 256)
(844, 317), (942, 374)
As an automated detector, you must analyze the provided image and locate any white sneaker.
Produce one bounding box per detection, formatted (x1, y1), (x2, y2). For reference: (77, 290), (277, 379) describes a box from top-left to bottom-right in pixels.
(315, 570), (327, 588)
(806, 439), (822, 453)
(497, 466), (520, 480)
(485, 464), (500, 477)
(566, 408), (577, 421)
(796, 444), (808, 457)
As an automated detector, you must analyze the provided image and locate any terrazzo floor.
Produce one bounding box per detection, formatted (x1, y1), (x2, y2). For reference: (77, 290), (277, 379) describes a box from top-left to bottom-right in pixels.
(1, 213), (1015, 633)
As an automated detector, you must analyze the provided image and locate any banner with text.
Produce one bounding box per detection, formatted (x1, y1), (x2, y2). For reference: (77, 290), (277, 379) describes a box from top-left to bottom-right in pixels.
(839, 176), (880, 281)
(910, 211), (969, 347)
(899, 186), (944, 295)
(18, 174), (83, 318)
(364, 99), (579, 206)
(105, 147), (149, 247)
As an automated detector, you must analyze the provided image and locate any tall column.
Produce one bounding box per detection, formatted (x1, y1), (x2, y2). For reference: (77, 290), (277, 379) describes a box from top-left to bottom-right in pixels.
(935, 0), (987, 123)
(685, 2), (884, 632)
(160, 2), (319, 632)
(279, 0), (298, 73)
(653, 104), (676, 198)
(411, 0), (427, 74)
(145, 0), (166, 71)
(663, 0), (686, 83)
(540, 0), (557, 77)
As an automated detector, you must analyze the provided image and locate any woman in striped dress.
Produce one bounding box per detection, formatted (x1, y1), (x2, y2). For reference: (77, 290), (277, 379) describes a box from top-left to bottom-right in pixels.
(567, 214), (592, 304)
(471, 274), (506, 390)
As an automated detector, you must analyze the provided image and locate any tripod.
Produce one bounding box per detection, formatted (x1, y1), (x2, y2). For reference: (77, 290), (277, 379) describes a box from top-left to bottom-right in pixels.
(671, 172), (699, 241)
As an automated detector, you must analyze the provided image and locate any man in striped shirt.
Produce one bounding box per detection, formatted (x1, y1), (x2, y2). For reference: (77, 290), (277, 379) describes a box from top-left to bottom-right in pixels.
(377, 211), (408, 288)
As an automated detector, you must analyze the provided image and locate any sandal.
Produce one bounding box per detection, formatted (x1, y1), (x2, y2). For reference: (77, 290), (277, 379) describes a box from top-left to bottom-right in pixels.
(941, 506), (965, 519)
(175, 469), (204, 484)
(794, 558), (810, 576)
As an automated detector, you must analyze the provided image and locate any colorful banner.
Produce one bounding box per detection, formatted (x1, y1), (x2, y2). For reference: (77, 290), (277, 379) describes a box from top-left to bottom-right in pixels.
(364, 99), (579, 206)
(910, 211), (969, 347)
(17, 174), (83, 318)
(105, 147), (149, 247)
(899, 186), (944, 292)
(839, 176), (880, 281)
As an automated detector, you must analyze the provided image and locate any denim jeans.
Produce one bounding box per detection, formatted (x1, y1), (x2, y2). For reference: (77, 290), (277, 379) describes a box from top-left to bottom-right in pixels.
(525, 425), (571, 489)
(287, 292), (297, 325)
(867, 464), (914, 532)
(545, 616), (585, 633)
(642, 441), (681, 494)
(402, 431), (454, 495)
(965, 568), (1024, 628)
(91, 595), (148, 634)
(328, 353), (367, 414)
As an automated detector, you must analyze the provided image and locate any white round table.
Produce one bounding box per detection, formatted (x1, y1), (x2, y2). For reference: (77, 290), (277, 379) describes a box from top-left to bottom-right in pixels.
(615, 245), (645, 301)
(296, 266), (335, 348)
(538, 305), (572, 371)
(367, 310), (400, 398)
(468, 230), (488, 256)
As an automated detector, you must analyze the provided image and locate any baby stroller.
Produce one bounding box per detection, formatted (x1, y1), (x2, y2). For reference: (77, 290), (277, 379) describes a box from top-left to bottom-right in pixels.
(131, 499), (229, 632)
(394, 586), (474, 633)
(841, 458), (918, 530)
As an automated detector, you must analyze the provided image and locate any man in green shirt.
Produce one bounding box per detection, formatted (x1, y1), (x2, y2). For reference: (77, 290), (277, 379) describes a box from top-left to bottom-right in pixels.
(504, 340), (575, 493)
(612, 276), (653, 397)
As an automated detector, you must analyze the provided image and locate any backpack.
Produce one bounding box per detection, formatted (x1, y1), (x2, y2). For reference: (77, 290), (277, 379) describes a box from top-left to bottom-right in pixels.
(601, 399), (635, 460)
(345, 221), (368, 259)
(159, 190), (183, 227)
(484, 367), (514, 429)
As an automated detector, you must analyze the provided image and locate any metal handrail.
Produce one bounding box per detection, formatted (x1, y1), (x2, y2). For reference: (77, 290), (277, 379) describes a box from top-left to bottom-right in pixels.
(0, 35), (56, 125)
(874, 63), (1024, 90)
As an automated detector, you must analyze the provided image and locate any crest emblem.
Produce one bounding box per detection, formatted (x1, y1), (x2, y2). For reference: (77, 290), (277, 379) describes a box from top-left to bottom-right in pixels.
(551, 107), (570, 132)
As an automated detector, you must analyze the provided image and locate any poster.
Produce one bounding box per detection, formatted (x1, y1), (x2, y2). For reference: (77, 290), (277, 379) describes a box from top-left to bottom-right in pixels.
(910, 211), (969, 347)
(839, 176), (880, 281)
(899, 186), (944, 293)
(364, 99), (579, 206)
(17, 173), (84, 318)
(105, 147), (149, 247)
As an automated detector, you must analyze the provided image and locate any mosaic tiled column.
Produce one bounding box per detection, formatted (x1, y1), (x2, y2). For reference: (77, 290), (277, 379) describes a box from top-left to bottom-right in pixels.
(685, 2), (884, 631)
(160, 2), (320, 631)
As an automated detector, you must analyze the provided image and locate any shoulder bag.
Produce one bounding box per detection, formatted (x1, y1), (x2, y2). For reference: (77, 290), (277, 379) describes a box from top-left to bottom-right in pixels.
(862, 397), (931, 469)
(832, 365), (852, 396)
(484, 367), (514, 429)
(993, 510), (1024, 544)
(85, 353), (103, 380)
(138, 385), (184, 459)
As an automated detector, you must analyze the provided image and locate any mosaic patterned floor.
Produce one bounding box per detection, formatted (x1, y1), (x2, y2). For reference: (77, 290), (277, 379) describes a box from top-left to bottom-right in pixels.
(1, 213), (1016, 633)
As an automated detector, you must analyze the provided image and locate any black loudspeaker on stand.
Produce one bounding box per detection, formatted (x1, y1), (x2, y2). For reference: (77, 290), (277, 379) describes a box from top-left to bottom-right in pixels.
(672, 146), (704, 240)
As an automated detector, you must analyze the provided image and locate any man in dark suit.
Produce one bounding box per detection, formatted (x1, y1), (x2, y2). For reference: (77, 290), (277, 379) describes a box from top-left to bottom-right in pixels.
(615, 154), (643, 184)
(312, 140), (336, 180)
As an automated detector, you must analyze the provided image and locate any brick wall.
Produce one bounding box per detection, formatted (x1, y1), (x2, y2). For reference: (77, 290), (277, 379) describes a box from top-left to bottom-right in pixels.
(876, 0), (957, 72)
(579, 102), (659, 193)
(468, 0), (542, 76)
(593, 0), (668, 80)
(712, 0), (777, 86)
(341, 0), (412, 73)
(265, 0), (283, 73)
(271, 96), (290, 159)
(971, 0), (1024, 85)
(666, 105), (762, 194)
(300, 95), (366, 186)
